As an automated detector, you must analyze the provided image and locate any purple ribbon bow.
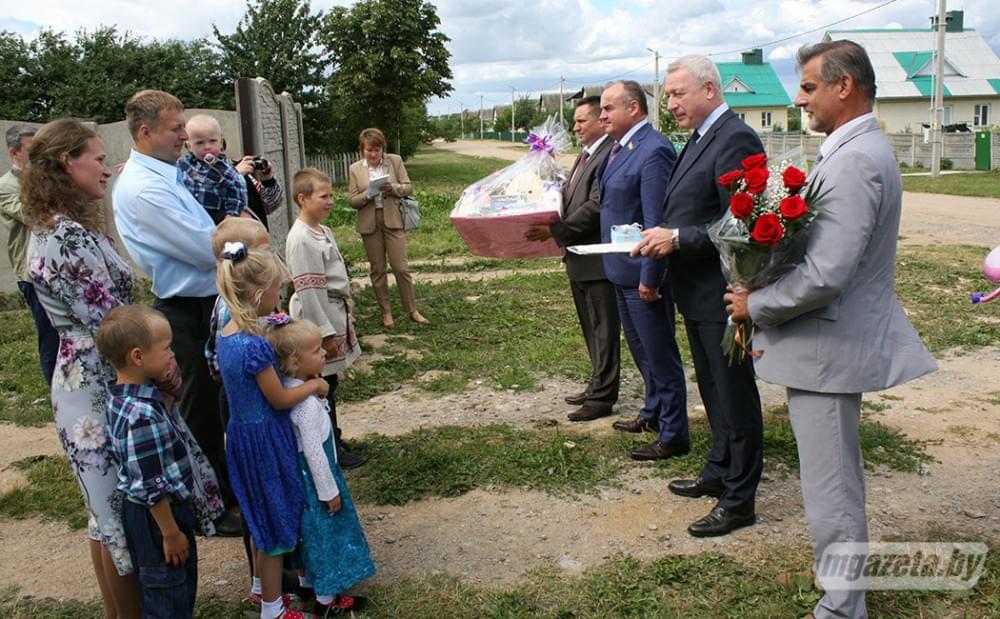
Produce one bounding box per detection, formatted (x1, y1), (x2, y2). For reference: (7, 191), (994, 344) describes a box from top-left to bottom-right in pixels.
(524, 133), (554, 154)
(266, 312), (291, 327)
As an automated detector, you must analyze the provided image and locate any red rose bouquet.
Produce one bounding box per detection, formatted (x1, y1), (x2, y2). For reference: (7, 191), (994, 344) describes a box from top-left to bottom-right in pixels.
(708, 152), (828, 364)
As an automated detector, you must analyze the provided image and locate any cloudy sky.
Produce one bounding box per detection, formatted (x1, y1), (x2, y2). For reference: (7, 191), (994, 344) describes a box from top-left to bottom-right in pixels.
(3, 0), (999, 117)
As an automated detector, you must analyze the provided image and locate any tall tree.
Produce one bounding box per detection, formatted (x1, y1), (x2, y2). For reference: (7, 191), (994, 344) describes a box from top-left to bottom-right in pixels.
(0, 28), (232, 123)
(213, 0), (330, 139)
(0, 30), (39, 120)
(322, 0), (452, 157)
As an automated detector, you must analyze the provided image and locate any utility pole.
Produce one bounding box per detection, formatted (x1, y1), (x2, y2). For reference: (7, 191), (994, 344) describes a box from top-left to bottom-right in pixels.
(647, 48), (661, 130)
(559, 77), (566, 128)
(931, 0), (947, 176)
(479, 94), (484, 140)
(458, 100), (465, 137)
(510, 86), (516, 142)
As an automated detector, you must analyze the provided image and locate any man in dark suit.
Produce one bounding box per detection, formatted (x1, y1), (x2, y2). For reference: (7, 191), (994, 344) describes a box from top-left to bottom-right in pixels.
(634, 55), (763, 537)
(525, 96), (620, 421)
(598, 80), (689, 461)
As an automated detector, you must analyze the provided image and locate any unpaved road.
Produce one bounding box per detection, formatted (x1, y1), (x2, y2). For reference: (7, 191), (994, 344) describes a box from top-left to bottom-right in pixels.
(2, 141), (999, 602)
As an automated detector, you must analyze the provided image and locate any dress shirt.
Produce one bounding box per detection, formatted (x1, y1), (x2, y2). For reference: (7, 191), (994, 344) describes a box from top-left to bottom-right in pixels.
(108, 382), (194, 506)
(695, 102), (730, 143)
(818, 112), (877, 160)
(113, 150), (217, 298)
(616, 118), (649, 151)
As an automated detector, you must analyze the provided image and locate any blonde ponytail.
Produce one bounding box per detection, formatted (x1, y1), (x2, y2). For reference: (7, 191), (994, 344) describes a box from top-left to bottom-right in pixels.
(216, 247), (287, 335)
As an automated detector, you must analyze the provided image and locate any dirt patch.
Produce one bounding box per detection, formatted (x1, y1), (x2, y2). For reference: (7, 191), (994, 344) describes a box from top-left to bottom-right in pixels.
(3, 348), (999, 600)
(0, 422), (61, 494)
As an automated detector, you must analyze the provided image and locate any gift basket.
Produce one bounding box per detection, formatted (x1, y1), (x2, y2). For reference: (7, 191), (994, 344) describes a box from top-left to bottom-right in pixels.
(450, 117), (571, 258)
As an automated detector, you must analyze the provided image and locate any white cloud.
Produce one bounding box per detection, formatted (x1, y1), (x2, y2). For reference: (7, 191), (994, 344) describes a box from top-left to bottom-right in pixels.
(6, 0), (999, 117)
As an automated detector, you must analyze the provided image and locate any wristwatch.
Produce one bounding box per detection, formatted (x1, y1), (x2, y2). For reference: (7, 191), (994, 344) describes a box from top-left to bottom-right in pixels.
(671, 228), (680, 252)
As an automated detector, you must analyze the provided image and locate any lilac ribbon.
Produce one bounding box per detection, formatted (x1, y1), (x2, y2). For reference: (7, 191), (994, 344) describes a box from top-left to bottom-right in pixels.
(524, 133), (554, 154)
(266, 312), (291, 327)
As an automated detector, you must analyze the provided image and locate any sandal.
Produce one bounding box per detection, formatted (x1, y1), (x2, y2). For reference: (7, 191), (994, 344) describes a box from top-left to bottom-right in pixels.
(409, 311), (430, 325)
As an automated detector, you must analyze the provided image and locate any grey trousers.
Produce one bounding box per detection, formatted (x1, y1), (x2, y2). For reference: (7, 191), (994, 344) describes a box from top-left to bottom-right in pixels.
(787, 388), (869, 619)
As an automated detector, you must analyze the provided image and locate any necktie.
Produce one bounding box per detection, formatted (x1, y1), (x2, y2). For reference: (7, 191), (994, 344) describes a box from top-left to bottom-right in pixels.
(676, 130), (700, 164)
(565, 149), (590, 197)
(608, 141), (623, 165)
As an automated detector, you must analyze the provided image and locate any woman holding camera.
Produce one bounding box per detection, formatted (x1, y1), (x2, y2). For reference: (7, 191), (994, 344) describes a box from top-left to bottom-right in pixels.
(348, 127), (428, 328)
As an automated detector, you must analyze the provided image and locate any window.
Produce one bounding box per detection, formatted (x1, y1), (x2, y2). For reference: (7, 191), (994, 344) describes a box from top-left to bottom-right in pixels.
(943, 105), (953, 125)
(737, 112), (746, 121)
(975, 104), (990, 127)
(761, 111), (772, 128)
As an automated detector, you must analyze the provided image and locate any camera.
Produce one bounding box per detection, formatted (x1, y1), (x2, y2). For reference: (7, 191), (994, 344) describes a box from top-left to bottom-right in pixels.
(252, 156), (270, 171)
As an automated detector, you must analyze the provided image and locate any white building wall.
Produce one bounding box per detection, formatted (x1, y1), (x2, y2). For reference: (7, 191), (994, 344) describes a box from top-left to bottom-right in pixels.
(875, 97), (1000, 132)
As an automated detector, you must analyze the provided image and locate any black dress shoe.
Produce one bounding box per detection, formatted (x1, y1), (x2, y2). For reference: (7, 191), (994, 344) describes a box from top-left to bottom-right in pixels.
(687, 505), (756, 537)
(567, 404), (613, 422)
(668, 476), (724, 498)
(212, 509), (243, 537)
(338, 446), (367, 469)
(564, 390), (590, 406)
(630, 440), (690, 461)
(612, 416), (659, 433)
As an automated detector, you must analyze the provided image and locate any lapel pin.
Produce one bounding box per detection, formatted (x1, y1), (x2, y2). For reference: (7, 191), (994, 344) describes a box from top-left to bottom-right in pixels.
(627, 142), (635, 151)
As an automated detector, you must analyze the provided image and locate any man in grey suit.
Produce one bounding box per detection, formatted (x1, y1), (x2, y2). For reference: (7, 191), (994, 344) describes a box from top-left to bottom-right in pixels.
(526, 96), (620, 420)
(726, 40), (936, 618)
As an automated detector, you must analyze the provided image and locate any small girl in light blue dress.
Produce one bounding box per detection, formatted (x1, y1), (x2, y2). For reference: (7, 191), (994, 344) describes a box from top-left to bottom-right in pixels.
(268, 315), (375, 616)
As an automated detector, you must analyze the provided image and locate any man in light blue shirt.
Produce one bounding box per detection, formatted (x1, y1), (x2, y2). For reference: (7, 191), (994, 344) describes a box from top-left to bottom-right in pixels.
(112, 89), (239, 536)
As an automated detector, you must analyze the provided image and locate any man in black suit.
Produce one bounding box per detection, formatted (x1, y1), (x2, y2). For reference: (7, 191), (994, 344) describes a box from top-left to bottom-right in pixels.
(526, 96), (619, 420)
(634, 54), (763, 537)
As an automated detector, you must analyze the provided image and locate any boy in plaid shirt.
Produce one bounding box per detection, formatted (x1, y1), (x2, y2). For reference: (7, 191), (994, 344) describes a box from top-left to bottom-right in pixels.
(98, 305), (223, 618)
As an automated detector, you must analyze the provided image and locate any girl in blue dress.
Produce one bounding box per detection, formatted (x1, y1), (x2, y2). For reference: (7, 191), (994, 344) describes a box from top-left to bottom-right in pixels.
(268, 317), (375, 616)
(215, 243), (329, 619)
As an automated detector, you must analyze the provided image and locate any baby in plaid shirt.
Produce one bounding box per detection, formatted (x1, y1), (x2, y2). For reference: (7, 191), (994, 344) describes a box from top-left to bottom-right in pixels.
(177, 114), (250, 224)
(98, 305), (223, 618)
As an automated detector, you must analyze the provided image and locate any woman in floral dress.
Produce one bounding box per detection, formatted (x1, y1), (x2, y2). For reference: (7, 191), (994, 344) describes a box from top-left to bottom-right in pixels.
(21, 119), (141, 618)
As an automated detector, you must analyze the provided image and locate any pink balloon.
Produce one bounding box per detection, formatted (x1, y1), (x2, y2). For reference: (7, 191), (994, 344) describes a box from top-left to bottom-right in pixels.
(985, 246), (1000, 282)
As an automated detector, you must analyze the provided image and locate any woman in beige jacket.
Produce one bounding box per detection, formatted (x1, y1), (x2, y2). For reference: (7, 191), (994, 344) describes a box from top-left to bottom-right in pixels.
(348, 127), (428, 328)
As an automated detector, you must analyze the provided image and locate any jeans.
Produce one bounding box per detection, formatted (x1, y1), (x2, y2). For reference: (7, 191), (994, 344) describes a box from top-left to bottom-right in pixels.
(122, 499), (198, 619)
(18, 281), (58, 385)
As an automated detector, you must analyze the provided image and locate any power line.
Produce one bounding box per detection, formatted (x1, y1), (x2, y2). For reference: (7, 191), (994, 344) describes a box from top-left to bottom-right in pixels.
(706, 0), (904, 57)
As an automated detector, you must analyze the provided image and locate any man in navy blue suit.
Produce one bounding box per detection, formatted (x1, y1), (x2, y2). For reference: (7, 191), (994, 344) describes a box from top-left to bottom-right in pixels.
(634, 55), (763, 538)
(597, 80), (689, 461)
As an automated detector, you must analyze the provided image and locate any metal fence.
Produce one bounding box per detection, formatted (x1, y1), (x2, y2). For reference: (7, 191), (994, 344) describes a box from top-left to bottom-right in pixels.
(308, 152), (361, 184)
(758, 131), (997, 170)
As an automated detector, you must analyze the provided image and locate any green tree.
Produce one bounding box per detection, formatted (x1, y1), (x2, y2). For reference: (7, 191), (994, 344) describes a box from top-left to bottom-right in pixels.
(322, 0), (452, 157)
(0, 28), (232, 123)
(787, 107), (802, 133)
(213, 0), (330, 139)
(0, 30), (39, 120)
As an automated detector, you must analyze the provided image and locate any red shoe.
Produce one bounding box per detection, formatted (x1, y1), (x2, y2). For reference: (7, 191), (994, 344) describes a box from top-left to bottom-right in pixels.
(248, 592), (308, 611)
(276, 608), (318, 619)
(314, 594), (368, 616)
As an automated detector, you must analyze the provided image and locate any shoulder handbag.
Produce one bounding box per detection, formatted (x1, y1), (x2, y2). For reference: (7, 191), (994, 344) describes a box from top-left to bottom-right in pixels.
(389, 154), (419, 231)
(399, 195), (420, 232)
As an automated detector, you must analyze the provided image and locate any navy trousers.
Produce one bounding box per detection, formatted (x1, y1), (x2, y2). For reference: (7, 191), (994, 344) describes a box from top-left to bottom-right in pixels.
(683, 318), (762, 511)
(122, 499), (198, 619)
(18, 281), (58, 385)
(615, 284), (688, 445)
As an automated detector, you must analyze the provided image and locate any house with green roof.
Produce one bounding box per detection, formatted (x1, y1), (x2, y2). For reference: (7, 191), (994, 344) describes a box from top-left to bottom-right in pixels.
(717, 49), (792, 132)
(825, 10), (1000, 133)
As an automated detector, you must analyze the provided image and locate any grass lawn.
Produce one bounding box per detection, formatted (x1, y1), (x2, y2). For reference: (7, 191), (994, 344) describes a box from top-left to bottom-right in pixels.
(902, 170), (1000, 199)
(3, 537), (996, 618)
(2, 146), (998, 618)
(324, 146), (514, 265)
